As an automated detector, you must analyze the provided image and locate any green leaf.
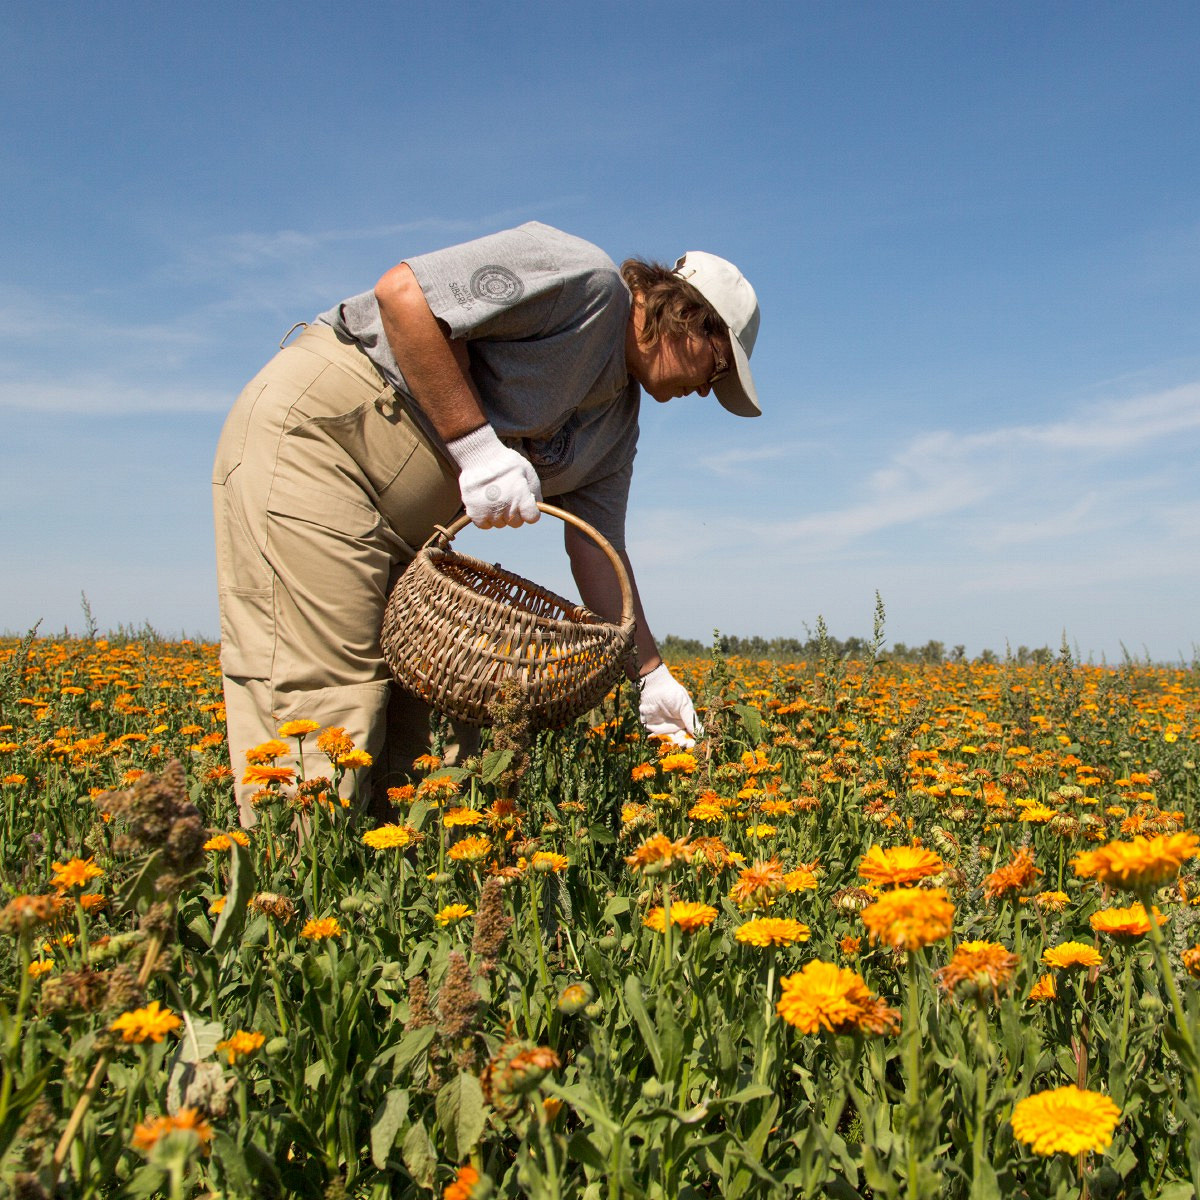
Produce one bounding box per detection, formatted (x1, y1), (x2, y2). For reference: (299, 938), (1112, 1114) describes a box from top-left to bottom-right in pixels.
(166, 1013), (226, 1112)
(120, 849), (163, 913)
(588, 822), (616, 845)
(212, 838), (256, 955)
(370, 1088), (409, 1169)
(624, 975), (663, 1075)
(732, 704), (763, 743)
(435, 1070), (486, 1161)
(401, 1119), (437, 1189)
(480, 748), (515, 784)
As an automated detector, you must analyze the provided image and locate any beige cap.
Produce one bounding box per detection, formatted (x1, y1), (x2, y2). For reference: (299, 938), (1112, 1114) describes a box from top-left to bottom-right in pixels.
(673, 250), (761, 417)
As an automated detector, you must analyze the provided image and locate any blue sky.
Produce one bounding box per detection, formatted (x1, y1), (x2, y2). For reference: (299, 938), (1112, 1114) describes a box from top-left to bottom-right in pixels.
(3, 2), (1198, 662)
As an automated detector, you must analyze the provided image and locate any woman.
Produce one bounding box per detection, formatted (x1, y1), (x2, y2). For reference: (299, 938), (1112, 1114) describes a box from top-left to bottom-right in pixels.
(213, 221), (761, 824)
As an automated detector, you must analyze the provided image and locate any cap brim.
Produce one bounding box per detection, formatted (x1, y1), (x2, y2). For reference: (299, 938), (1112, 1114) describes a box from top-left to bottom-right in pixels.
(713, 334), (761, 417)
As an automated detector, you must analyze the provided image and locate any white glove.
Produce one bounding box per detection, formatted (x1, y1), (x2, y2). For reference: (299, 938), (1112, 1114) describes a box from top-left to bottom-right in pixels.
(639, 663), (701, 747)
(446, 424), (542, 528)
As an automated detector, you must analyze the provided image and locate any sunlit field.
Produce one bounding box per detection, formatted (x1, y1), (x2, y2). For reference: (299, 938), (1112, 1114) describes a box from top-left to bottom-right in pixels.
(2, 632), (1199, 1199)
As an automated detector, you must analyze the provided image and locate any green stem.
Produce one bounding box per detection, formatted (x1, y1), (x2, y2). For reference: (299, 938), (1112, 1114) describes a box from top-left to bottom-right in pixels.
(904, 950), (924, 1200)
(971, 1000), (989, 1198)
(1141, 886), (1200, 1095)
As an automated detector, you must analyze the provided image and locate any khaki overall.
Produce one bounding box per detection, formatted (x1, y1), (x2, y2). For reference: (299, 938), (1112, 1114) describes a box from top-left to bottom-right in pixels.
(212, 324), (470, 825)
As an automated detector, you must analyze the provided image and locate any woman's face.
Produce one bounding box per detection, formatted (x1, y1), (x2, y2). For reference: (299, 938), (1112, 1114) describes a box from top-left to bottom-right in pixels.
(626, 304), (731, 404)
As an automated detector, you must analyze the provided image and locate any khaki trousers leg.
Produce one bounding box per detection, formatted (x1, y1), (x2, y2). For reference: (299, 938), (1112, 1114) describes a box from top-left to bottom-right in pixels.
(212, 325), (463, 825)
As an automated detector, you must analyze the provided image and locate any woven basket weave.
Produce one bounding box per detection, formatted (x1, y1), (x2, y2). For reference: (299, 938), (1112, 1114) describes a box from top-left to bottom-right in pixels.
(381, 503), (637, 728)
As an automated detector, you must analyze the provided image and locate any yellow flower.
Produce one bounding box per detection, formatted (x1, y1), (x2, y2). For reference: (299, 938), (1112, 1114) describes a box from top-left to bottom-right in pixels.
(110, 1000), (183, 1044)
(784, 866), (819, 893)
(1089, 902), (1166, 940)
(531, 852), (569, 873)
(337, 749), (373, 770)
(735, 917), (811, 947)
(362, 824), (421, 850)
(447, 835), (492, 863)
(858, 843), (945, 888)
(1182, 946), (1200, 979)
(277, 719), (320, 738)
(443, 807), (485, 828)
(299, 917), (343, 941)
(776, 960), (899, 1036)
(435, 903), (474, 926)
(50, 857), (104, 893)
(131, 1107), (213, 1154)
(1042, 941), (1102, 970)
(861, 887), (955, 950)
(28, 959), (54, 978)
(1033, 891), (1070, 912)
(1028, 974), (1058, 1002)
(1073, 832), (1200, 891)
(1021, 804), (1058, 824)
(215, 1030), (266, 1064)
(1010, 1086), (1120, 1156)
(242, 764), (295, 786)
(643, 901), (718, 933)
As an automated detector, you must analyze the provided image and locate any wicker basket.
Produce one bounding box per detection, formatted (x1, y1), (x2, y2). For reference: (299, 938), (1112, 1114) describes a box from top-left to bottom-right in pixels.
(381, 503), (637, 728)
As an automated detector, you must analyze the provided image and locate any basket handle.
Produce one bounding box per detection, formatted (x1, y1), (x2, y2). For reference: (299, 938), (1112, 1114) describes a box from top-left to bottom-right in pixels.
(429, 503), (636, 633)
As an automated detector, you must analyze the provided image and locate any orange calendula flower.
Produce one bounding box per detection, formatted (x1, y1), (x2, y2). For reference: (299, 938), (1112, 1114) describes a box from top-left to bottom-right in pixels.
(203, 830), (250, 852)
(215, 1029), (266, 1064)
(1033, 891), (1070, 912)
(982, 846), (1042, 902)
(1181, 946), (1200, 979)
(1089, 902), (1166, 940)
(531, 852), (569, 873)
(242, 764), (296, 786)
(1010, 1086), (1120, 1156)
(447, 835), (492, 863)
(412, 753), (442, 772)
(50, 857), (104, 894)
(861, 887), (955, 950)
(729, 857), (788, 911)
(245, 739), (291, 764)
(444, 1164), (481, 1200)
(277, 719), (320, 738)
(1073, 832), (1200, 891)
(839, 935), (862, 958)
(132, 1107), (213, 1154)
(626, 833), (692, 874)
(337, 749), (373, 770)
(1042, 941), (1102, 970)
(111, 1000), (183, 1044)
(659, 751), (698, 774)
(417, 774), (462, 803)
(435, 903), (474, 926)
(630, 763), (657, 783)
(299, 916), (343, 941)
(776, 960), (899, 1036)
(643, 900), (718, 933)
(1028, 974), (1058, 1002)
(735, 917), (811, 947)
(443, 807), (485, 828)
(935, 940), (1019, 999)
(362, 824), (422, 850)
(858, 842), (945, 888)
(785, 866), (819, 893)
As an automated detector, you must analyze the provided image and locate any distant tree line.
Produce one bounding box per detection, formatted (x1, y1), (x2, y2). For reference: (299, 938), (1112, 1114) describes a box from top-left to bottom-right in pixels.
(659, 633), (1062, 666)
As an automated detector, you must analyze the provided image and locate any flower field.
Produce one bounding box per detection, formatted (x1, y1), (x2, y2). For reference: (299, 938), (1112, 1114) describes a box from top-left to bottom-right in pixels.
(2, 632), (1199, 1199)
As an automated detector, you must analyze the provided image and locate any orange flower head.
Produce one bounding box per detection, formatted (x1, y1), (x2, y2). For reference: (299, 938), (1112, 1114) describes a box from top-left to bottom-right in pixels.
(1073, 832), (1200, 891)
(982, 846), (1041, 902)
(625, 833), (692, 875)
(735, 917), (811, 947)
(858, 842), (945, 888)
(215, 1030), (265, 1064)
(110, 1000), (183, 1044)
(245, 739), (290, 764)
(935, 940), (1019, 1000)
(1089, 902), (1166, 941)
(131, 1107), (213, 1155)
(776, 960), (899, 1036)
(729, 857), (787, 912)
(50, 857), (104, 893)
(447, 835), (492, 863)
(861, 887), (955, 950)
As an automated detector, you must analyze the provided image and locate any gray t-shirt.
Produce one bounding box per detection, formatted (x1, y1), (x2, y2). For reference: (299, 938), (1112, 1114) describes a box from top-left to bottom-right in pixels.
(315, 222), (639, 547)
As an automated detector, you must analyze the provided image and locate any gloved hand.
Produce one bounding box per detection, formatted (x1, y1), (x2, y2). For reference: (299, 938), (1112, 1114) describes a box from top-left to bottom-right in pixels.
(446, 424), (542, 528)
(639, 663), (701, 747)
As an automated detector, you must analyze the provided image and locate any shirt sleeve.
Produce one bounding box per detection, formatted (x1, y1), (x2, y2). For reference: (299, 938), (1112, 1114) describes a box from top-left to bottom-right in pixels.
(404, 223), (620, 342)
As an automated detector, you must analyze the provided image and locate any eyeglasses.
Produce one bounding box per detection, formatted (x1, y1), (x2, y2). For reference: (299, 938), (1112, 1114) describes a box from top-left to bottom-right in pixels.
(705, 334), (731, 390)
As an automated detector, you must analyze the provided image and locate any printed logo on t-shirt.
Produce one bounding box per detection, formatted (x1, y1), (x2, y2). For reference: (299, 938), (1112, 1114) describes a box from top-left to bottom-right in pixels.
(524, 415), (578, 479)
(470, 265), (524, 305)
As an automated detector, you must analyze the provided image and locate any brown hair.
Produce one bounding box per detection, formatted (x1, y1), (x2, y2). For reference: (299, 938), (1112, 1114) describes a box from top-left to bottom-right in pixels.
(621, 259), (727, 347)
